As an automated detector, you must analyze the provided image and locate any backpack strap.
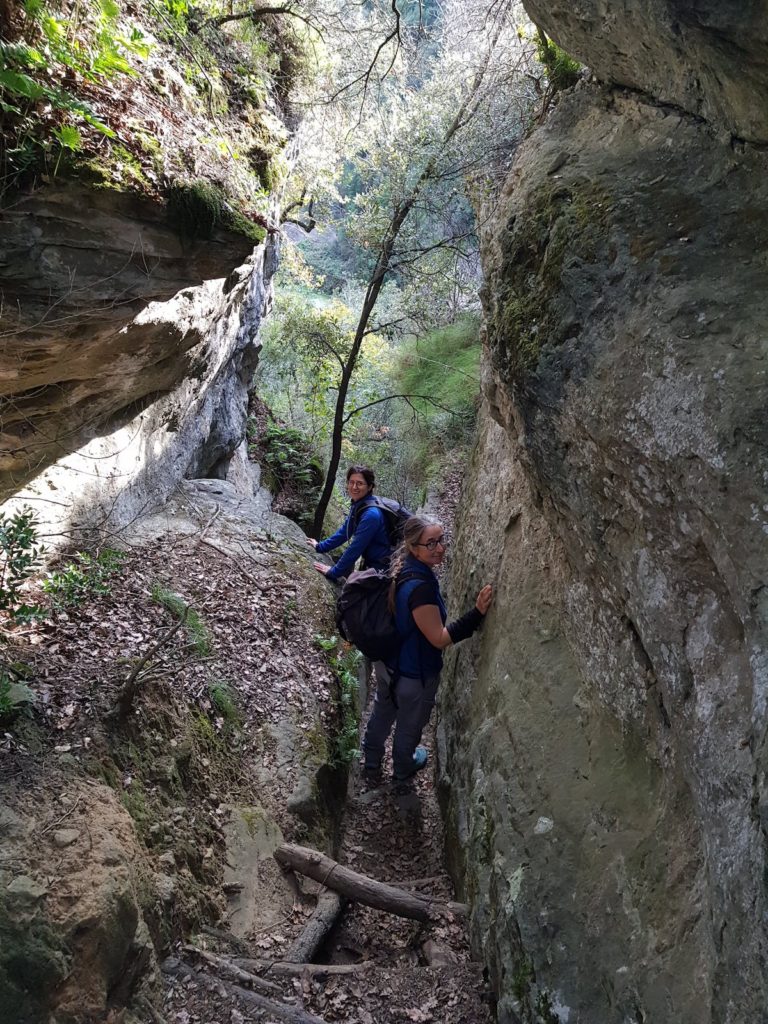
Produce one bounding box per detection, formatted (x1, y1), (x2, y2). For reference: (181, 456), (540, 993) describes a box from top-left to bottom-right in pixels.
(350, 495), (382, 534)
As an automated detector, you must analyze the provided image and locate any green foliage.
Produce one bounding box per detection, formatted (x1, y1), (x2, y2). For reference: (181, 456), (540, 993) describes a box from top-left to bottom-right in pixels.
(0, 507), (45, 626)
(535, 31), (581, 93)
(150, 584), (212, 656)
(362, 317), (481, 497)
(0, 0), (149, 193)
(166, 178), (267, 243)
(162, 0), (189, 23)
(42, 549), (124, 609)
(315, 634), (361, 768)
(253, 421), (323, 531)
(207, 682), (241, 726)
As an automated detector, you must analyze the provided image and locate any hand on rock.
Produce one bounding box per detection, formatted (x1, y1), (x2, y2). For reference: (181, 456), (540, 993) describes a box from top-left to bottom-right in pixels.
(475, 584), (493, 615)
(306, 537), (318, 550)
(313, 561), (331, 576)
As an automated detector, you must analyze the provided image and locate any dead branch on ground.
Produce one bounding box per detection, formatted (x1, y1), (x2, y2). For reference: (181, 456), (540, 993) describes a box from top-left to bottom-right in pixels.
(112, 606), (188, 719)
(233, 957), (374, 976)
(162, 957), (329, 1024)
(284, 889), (344, 963)
(182, 945), (283, 996)
(274, 843), (468, 922)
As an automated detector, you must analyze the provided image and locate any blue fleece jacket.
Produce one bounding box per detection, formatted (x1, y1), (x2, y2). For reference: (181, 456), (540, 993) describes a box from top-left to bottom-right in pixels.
(315, 497), (392, 580)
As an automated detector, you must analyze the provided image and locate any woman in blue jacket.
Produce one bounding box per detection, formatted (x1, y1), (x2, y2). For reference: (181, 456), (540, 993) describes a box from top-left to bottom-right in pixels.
(362, 514), (493, 781)
(307, 465), (392, 582)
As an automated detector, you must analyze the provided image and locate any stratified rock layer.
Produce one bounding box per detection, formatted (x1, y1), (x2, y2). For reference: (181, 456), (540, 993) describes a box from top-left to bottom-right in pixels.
(0, 186), (278, 535)
(525, 0), (768, 143)
(441, 82), (768, 1023)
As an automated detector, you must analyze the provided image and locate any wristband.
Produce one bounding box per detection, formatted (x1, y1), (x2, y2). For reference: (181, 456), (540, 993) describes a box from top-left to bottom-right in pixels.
(447, 606), (484, 644)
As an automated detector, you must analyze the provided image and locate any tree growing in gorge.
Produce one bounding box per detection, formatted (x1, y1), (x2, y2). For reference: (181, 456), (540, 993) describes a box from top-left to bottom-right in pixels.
(299, 0), (536, 535)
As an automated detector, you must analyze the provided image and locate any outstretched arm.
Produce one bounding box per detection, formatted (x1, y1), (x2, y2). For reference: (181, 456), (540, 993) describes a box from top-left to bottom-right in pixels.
(326, 508), (381, 580)
(412, 585), (493, 649)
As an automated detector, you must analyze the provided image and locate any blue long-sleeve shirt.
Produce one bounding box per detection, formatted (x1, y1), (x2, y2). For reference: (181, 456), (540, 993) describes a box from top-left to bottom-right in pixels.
(316, 498), (392, 580)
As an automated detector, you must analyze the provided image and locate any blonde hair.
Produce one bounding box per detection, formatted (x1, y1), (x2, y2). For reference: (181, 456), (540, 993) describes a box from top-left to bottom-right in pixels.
(387, 514), (441, 612)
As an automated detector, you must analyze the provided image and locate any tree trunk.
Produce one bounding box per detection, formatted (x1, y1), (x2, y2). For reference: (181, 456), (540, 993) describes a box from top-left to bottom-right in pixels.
(274, 843), (467, 922)
(310, 23), (503, 535)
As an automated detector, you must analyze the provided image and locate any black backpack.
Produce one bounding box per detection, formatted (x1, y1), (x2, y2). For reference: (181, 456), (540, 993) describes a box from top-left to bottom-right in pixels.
(351, 495), (412, 547)
(336, 567), (422, 662)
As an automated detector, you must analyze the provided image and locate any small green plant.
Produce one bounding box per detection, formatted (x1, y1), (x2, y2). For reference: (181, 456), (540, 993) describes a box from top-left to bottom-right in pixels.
(535, 31), (581, 93)
(42, 548), (124, 609)
(207, 681), (241, 726)
(0, 1), (151, 194)
(0, 507), (45, 626)
(314, 634), (361, 767)
(151, 584), (212, 656)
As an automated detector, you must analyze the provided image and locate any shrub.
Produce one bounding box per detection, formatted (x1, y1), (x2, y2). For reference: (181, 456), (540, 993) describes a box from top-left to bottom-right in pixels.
(0, 507), (45, 626)
(535, 31), (581, 93)
(42, 549), (124, 609)
(252, 421), (323, 531)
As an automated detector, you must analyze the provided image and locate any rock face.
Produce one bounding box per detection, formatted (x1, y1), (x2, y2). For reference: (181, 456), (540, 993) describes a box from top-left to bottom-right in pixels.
(441, 10), (768, 1023)
(0, 186), (278, 536)
(525, 0), (768, 143)
(0, 776), (156, 1023)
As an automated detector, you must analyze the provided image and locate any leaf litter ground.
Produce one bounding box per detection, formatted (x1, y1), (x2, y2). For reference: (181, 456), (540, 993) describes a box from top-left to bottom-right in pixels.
(1, 468), (492, 1023)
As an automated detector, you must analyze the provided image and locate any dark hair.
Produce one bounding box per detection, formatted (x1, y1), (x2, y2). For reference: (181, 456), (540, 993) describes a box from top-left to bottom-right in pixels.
(346, 464), (375, 490)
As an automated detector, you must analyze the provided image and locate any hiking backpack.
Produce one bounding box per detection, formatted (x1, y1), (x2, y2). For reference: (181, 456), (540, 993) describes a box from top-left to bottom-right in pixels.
(336, 568), (421, 662)
(351, 495), (412, 547)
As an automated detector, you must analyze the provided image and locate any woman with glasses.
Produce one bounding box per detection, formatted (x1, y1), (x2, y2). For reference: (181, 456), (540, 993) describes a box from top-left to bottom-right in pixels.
(362, 514), (493, 782)
(306, 465), (393, 582)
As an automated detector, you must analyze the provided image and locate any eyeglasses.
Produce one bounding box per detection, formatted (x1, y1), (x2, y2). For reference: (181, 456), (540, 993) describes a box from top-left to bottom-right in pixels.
(415, 535), (448, 551)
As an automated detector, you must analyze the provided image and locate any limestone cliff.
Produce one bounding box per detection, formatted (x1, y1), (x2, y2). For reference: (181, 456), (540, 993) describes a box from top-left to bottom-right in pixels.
(0, 2), (293, 535)
(441, 6), (768, 1023)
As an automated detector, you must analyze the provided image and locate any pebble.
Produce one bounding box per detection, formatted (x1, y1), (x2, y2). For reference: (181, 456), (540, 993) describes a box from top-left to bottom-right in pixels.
(53, 828), (80, 848)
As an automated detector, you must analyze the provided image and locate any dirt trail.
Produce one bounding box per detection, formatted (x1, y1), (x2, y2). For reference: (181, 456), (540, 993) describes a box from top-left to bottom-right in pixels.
(159, 467), (494, 1023)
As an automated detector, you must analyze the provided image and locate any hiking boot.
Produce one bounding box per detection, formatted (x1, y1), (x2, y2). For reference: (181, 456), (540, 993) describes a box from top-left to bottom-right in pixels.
(360, 763), (383, 793)
(393, 746), (428, 782)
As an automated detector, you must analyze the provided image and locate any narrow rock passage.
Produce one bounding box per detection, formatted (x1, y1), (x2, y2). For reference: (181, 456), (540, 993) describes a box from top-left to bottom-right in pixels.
(299, 699), (493, 1024)
(159, 471), (492, 1023)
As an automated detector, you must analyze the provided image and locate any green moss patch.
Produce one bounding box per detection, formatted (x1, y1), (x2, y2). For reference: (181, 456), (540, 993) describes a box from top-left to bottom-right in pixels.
(491, 177), (612, 379)
(166, 178), (267, 243)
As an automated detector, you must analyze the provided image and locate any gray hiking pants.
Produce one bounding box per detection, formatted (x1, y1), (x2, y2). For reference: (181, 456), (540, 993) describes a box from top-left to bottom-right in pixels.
(362, 662), (440, 779)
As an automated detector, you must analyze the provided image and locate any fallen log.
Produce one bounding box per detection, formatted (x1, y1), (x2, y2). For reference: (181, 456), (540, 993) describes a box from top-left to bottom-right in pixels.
(273, 843), (468, 922)
(233, 957), (375, 977)
(162, 957), (328, 1024)
(284, 889), (345, 964)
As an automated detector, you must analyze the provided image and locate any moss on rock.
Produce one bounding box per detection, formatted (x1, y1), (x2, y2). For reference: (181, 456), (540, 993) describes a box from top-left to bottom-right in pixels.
(166, 178), (266, 244)
(491, 177), (612, 380)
